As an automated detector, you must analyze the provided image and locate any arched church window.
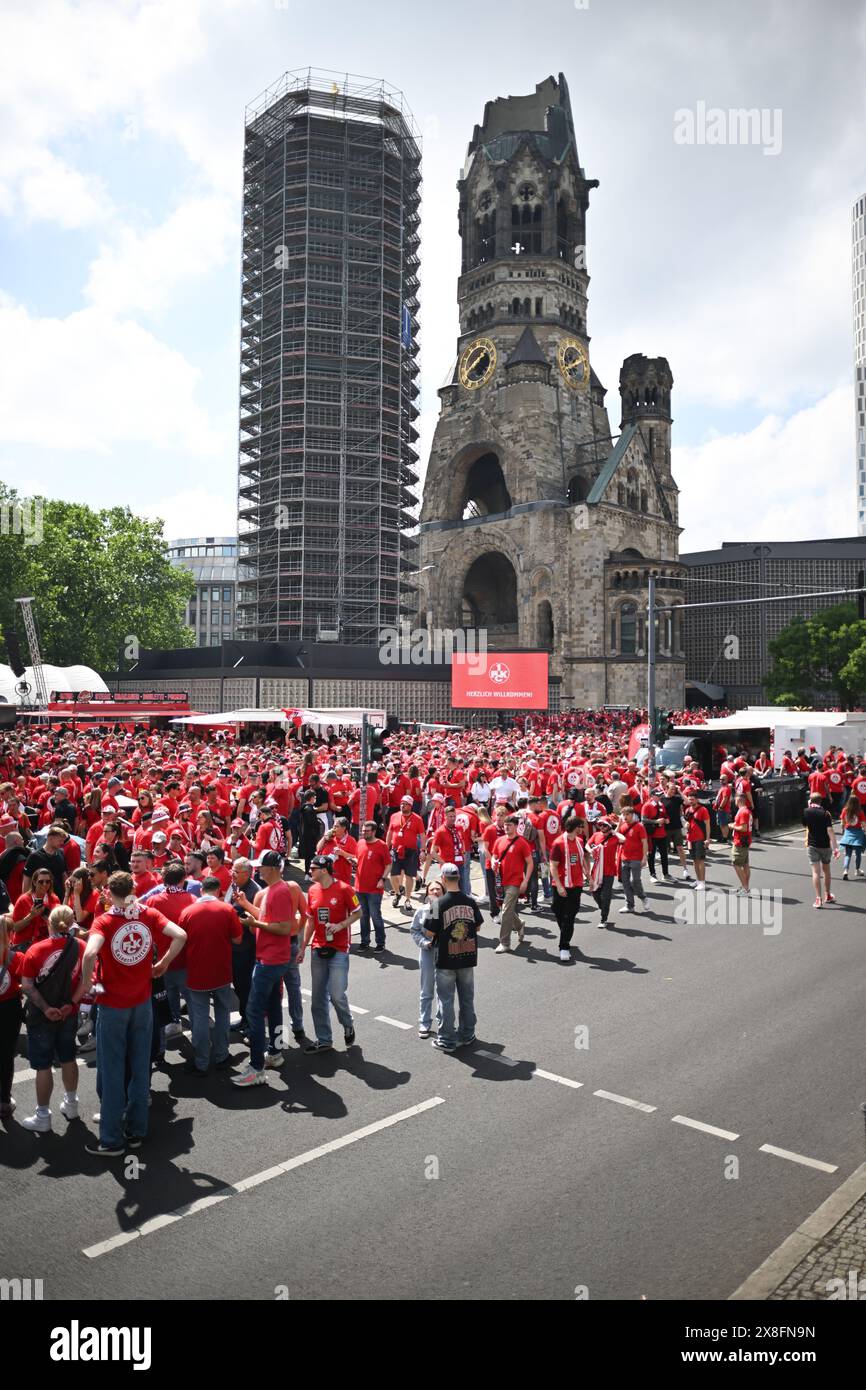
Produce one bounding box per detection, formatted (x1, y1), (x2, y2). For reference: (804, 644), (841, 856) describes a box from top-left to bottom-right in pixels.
(620, 602), (637, 656)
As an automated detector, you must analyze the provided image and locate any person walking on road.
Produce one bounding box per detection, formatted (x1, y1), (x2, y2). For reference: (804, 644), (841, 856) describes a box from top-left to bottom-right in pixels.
(179, 880), (242, 1076)
(839, 795), (866, 880)
(549, 815), (591, 961)
(803, 793), (840, 908)
(614, 805), (648, 914)
(299, 855), (360, 1053)
(730, 793), (754, 893)
(410, 879), (444, 1037)
(491, 817), (533, 953)
(423, 864), (481, 1053)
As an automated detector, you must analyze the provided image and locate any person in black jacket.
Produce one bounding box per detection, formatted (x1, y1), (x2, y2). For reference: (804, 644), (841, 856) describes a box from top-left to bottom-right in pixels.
(423, 863), (482, 1053)
(298, 793), (323, 876)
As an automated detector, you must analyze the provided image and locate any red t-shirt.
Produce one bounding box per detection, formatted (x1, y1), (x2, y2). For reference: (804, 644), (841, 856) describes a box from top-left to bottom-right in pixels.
(640, 798), (668, 840)
(21, 934), (86, 996)
(531, 808), (562, 852)
(11, 892), (60, 948)
(431, 825), (466, 866)
(318, 831), (358, 885)
(179, 897), (241, 991)
(589, 829), (619, 876)
(146, 888), (195, 970)
(387, 811), (424, 854)
(307, 879), (359, 953)
(808, 771), (828, 797)
(853, 776), (866, 806)
(685, 806), (711, 843)
(732, 807), (753, 847)
(355, 838), (391, 894)
(618, 822), (648, 861)
(90, 905), (173, 1010)
(550, 833), (585, 888)
(254, 880), (305, 964)
(492, 833), (533, 886)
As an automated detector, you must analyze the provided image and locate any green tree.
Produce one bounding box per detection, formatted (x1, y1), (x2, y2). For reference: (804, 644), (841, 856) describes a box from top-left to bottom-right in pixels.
(0, 484), (194, 674)
(766, 603), (866, 708)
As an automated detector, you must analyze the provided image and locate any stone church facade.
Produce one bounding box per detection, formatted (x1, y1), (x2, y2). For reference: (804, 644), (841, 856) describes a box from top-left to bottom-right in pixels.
(418, 74), (685, 709)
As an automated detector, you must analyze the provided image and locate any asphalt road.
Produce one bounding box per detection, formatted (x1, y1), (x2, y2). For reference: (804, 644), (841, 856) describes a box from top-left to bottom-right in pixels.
(2, 829), (866, 1301)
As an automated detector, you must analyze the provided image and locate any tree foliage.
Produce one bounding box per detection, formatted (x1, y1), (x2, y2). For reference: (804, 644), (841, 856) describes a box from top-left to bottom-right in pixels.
(0, 484), (194, 675)
(766, 604), (866, 708)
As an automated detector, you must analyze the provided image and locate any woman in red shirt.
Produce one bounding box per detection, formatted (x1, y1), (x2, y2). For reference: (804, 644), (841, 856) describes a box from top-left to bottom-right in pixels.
(839, 795), (866, 880)
(0, 912), (25, 1116)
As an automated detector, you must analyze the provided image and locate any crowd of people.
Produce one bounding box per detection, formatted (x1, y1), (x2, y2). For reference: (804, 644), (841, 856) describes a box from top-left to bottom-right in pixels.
(0, 710), (863, 1152)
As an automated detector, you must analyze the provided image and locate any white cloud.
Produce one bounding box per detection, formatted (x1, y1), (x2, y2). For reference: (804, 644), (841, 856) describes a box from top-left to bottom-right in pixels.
(84, 194), (238, 317)
(676, 385), (855, 551)
(0, 295), (223, 456)
(140, 487), (237, 543)
(13, 148), (111, 228)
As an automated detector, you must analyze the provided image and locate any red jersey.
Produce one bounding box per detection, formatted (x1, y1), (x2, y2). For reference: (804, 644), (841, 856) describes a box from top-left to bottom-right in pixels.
(685, 806), (711, 843)
(732, 807), (753, 847)
(21, 934), (86, 996)
(618, 822), (648, 861)
(306, 879), (359, 954)
(431, 824), (466, 867)
(11, 892), (60, 948)
(355, 838), (391, 894)
(318, 831), (358, 885)
(492, 833), (533, 887)
(550, 833), (585, 888)
(90, 904), (173, 1010)
(179, 897), (241, 991)
(387, 811), (424, 854)
(531, 807), (562, 852)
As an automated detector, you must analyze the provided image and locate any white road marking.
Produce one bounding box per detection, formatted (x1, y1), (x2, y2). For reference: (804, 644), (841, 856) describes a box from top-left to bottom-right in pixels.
(374, 1015), (413, 1030)
(534, 1068), (583, 1090)
(594, 1089), (657, 1113)
(282, 999), (368, 1015)
(83, 1095), (445, 1259)
(475, 1050), (520, 1067)
(12, 1068), (36, 1087)
(759, 1143), (838, 1174)
(672, 1115), (739, 1141)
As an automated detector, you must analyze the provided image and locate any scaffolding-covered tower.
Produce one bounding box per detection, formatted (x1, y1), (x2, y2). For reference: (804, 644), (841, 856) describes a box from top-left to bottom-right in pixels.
(237, 68), (421, 644)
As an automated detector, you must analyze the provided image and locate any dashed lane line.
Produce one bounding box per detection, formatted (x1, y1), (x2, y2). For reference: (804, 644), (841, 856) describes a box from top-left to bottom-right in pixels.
(594, 1089), (657, 1114)
(375, 1015), (413, 1030)
(82, 1095), (446, 1259)
(758, 1143), (838, 1174)
(533, 1068), (583, 1090)
(671, 1115), (739, 1141)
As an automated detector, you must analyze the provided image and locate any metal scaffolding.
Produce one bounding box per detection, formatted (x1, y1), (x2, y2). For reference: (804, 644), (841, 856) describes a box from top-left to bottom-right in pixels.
(236, 68), (421, 645)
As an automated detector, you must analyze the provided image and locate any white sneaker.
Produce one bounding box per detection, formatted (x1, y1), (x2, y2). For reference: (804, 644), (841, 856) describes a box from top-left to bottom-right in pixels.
(21, 1111), (52, 1133)
(163, 1021), (184, 1039)
(857, 870), (865, 879)
(494, 943), (510, 953)
(60, 1098), (79, 1121)
(695, 881), (706, 891)
(264, 1051), (284, 1069)
(559, 949), (570, 961)
(232, 1065), (267, 1087)
(92, 1111), (101, 1123)
(633, 900), (645, 914)
(649, 876), (658, 885)
(680, 871), (691, 881)
(618, 906), (632, 915)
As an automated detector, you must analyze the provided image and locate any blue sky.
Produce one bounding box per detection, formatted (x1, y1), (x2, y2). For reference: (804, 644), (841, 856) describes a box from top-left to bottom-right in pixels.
(1, 0), (865, 551)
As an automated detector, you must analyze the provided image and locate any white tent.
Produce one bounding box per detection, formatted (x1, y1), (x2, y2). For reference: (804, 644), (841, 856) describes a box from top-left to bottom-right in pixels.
(0, 661), (108, 705)
(170, 708), (287, 727)
(169, 705), (386, 733)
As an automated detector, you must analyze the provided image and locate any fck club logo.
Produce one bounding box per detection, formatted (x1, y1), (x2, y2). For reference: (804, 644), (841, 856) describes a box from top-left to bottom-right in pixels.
(489, 662), (510, 685)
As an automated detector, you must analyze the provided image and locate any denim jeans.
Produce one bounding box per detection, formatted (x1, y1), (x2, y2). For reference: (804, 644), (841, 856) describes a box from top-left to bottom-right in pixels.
(310, 949), (352, 1045)
(96, 1000), (153, 1147)
(459, 858), (471, 896)
(246, 940), (303, 1071)
(164, 966), (188, 1025)
(418, 943), (436, 1029)
(187, 984), (233, 1072)
(621, 860), (646, 909)
(358, 892), (385, 948)
(435, 968), (476, 1048)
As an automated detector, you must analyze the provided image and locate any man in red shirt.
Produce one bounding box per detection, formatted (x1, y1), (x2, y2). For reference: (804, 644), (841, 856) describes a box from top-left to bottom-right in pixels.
(316, 818), (358, 887)
(130, 849), (160, 898)
(299, 854), (361, 1052)
(179, 880), (242, 1075)
(387, 796), (425, 910)
(354, 820), (392, 950)
(614, 806), (649, 914)
(588, 817), (620, 927)
(730, 794), (753, 892)
(348, 774), (380, 838)
(147, 864), (196, 1039)
(78, 871), (186, 1156)
(640, 789), (669, 883)
(684, 793), (711, 888)
(232, 851), (307, 1086)
(549, 815), (591, 961)
(492, 817), (533, 952)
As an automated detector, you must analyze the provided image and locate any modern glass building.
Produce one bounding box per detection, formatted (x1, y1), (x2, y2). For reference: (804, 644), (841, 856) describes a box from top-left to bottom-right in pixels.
(854, 194), (866, 535)
(236, 68), (421, 644)
(168, 537), (238, 647)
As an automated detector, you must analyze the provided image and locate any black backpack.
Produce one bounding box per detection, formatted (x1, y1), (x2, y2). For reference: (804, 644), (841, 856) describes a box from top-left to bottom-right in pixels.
(25, 936), (79, 1028)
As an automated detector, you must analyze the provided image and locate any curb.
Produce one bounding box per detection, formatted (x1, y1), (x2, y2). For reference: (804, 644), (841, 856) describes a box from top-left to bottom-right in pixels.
(729, 1160), (866, 1300)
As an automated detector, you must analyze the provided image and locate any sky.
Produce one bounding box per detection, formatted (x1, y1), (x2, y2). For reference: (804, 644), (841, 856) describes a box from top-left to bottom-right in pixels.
(1, 0), (865, 553)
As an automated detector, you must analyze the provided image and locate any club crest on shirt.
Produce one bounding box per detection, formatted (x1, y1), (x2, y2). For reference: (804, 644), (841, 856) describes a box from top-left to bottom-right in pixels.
(111, 923), (152, 966)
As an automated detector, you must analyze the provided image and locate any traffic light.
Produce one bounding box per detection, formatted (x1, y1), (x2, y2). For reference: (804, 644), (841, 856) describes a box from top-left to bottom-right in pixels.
(369, 726), (390, 762)
(653, 708), (675, 745)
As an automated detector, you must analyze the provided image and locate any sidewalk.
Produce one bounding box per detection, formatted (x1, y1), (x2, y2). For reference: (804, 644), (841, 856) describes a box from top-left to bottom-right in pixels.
(730, 1160), (866, 1300)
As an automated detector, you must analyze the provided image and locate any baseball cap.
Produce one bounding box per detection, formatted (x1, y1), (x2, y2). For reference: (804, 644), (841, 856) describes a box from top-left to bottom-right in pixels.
(310, 854), (333, 871)
(400, 794), (413, 804)
(440, 862), (460, 878)
(257, 850), (284, 869)
(152, 832), (167, 844)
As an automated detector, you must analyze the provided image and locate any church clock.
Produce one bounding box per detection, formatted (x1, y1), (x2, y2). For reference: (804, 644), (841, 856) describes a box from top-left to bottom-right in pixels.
(557, 337), (590, 390)
(458, 337), (497, 390)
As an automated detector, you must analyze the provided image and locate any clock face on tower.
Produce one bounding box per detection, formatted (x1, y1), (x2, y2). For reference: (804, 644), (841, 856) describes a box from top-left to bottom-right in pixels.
(458, 337), (497, 390)
(557, 337), (590, 391)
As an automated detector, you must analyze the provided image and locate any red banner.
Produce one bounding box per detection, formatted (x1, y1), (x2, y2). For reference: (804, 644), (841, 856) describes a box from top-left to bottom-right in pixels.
(451, 652), (549, 710)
